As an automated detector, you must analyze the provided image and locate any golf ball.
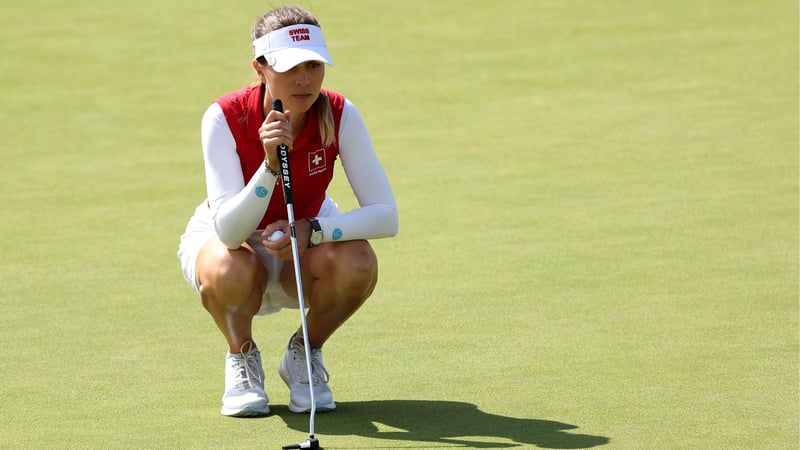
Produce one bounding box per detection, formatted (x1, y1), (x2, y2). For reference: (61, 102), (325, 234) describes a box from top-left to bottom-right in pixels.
(267, 230), (284, 242)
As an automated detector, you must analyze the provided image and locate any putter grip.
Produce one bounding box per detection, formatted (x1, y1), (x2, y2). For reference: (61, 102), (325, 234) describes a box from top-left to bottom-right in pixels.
(271, 99), (293, 204)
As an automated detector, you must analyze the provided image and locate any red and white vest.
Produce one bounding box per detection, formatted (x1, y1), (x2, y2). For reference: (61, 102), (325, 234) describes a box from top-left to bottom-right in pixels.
(215, 84), (345, 229)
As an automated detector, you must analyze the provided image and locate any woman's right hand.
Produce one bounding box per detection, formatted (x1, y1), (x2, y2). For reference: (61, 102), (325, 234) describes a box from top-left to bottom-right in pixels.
(258, 108), (293, 173)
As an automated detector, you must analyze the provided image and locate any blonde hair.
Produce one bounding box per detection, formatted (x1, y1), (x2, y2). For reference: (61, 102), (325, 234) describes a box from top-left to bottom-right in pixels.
(252, 5), (335, 147)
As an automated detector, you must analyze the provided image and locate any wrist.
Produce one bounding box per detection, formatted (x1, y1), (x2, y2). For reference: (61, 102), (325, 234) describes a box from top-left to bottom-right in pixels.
(264, 159), (279, 176)
(307, 217), (323, 247)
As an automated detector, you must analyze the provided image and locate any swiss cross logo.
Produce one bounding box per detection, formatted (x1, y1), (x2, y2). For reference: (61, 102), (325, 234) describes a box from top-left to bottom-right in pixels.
(308, 149), (327, 176)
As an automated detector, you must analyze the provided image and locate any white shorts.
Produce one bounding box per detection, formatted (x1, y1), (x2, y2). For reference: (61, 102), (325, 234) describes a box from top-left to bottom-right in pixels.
(177, 197), (340, 315)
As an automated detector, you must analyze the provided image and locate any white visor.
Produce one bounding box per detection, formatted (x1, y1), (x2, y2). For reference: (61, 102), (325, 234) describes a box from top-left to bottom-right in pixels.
(252, 24), (333, 73)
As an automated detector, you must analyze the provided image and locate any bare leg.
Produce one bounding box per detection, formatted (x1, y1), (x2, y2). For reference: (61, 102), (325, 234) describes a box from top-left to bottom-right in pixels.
(281, 240), (378, 349)
(196, 239), (267, 353)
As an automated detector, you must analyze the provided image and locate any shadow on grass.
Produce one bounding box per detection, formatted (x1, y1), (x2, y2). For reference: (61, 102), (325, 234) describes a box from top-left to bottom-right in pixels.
(273, 400), (609, 448)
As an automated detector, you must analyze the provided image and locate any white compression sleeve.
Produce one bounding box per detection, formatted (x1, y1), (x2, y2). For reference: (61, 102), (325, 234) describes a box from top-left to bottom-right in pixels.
(316, 100), (399, 242)
(201, 103), (277, 249)
(213, 163), (277, 248)
(200, 99), (398, 248)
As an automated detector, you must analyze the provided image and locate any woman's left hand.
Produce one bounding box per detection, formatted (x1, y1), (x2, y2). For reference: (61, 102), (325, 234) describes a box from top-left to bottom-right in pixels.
(261, 219), (313, 260)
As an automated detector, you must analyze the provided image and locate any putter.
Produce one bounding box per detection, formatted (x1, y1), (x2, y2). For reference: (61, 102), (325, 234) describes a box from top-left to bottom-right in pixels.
(272, 99), (321, 450)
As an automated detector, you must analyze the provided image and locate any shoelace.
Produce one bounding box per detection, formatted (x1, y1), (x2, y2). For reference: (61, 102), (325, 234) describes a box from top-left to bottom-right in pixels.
(232, 344), (263, 390)
(290, 345), (330, 385)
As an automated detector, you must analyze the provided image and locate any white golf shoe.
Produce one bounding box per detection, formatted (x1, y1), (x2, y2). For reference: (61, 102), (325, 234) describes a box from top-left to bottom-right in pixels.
(221, 341), (270, 417)
(278, 335), (336, 413)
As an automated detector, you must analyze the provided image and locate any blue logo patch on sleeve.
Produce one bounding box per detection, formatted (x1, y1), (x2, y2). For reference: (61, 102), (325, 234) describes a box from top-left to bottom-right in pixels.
(332, 228), (343, 240)
(255, 186), (268, 198)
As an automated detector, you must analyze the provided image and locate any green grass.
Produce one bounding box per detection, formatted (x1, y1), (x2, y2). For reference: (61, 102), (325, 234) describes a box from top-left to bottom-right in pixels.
(1, 0), (797, 448)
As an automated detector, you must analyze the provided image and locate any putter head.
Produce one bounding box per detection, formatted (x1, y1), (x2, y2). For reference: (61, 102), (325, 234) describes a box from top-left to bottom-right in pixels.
(282, 438), (320, 449)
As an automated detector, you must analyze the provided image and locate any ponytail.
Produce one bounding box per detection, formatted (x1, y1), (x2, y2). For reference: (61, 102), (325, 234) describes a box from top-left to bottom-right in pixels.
(315, 92), (335, 147)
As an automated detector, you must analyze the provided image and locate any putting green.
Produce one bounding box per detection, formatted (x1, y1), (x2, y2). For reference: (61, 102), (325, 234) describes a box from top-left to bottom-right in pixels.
(1, 0), (796, 448)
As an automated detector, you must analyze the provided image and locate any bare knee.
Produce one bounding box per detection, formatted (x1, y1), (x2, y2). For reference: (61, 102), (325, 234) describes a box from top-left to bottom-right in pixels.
(197, 242), (266, 306)
(325, 240), (378, 297)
